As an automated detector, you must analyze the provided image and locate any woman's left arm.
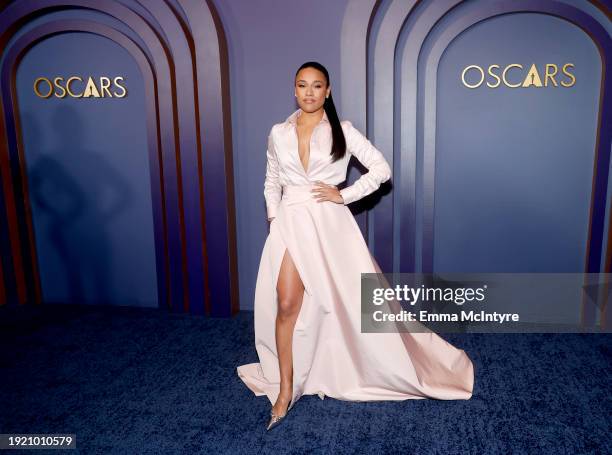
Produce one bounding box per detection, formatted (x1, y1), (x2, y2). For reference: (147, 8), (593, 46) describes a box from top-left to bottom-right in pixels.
(339, 121), (392, 205)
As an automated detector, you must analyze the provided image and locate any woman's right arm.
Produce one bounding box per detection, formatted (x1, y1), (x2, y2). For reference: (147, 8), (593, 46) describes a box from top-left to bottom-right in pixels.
(264, 128), (282, 221)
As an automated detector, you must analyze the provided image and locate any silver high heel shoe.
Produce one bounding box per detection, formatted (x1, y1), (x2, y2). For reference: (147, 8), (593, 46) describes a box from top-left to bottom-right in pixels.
(266, 398), (293, 431)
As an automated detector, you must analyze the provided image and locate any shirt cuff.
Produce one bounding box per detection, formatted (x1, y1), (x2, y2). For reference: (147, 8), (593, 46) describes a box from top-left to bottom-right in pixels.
(267, 203), (279, 220)
(339, 186), (359, 205)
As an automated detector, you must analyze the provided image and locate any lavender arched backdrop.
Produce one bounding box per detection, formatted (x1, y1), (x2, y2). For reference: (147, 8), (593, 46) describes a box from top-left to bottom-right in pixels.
(0, 1), (609, 324)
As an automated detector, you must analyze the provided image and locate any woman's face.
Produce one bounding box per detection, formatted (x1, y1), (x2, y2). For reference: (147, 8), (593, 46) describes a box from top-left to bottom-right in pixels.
(295, 67), (331, 113)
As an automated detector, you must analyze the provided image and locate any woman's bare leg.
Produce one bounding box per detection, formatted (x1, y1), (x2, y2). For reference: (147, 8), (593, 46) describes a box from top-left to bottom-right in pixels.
(272, 248), (305, 416)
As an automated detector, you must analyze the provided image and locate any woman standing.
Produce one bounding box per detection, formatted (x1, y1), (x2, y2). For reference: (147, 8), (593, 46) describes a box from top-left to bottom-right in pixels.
(237, 61), (474, 430)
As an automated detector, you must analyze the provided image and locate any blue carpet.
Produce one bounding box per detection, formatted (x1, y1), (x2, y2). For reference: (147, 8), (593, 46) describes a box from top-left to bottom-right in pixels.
(0, 304), (610, 454)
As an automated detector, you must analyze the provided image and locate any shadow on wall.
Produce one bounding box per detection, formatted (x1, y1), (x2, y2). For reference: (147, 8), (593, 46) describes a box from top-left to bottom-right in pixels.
(24, 105), (132, 304)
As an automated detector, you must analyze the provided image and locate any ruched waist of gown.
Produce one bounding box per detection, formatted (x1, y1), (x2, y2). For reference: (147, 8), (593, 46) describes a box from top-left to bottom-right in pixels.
(281, 183), (319, 205)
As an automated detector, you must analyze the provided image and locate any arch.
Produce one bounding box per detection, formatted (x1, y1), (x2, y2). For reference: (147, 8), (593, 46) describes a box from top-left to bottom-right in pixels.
(177, 0), (239, 317)
(339, 0), (379, 239)
(413, 1), (610, 278)
(342, 0), (610, 275)
(0, 19), (168, 309)
(0, 1), (187, 311)
(136, 0), (207, 315)
(391, 0), (463, 273)
(0, 0), (237, 316)
(368, 0), (420, 272)
(133, 0), (238, 316)
(398, 0), (610, 327)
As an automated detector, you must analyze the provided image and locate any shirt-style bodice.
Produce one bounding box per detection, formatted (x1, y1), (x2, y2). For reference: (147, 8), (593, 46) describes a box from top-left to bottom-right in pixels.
(264, 108), (391, 220)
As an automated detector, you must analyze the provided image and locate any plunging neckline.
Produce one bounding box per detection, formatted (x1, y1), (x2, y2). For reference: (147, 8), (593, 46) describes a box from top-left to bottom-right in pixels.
(294, 124), (315, 176)
(292, 108), (327, 176)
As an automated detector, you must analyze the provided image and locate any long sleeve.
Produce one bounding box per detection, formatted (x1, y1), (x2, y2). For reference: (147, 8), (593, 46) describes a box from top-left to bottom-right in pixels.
(263, 129), (282, 220)
(339, 121), (392, 205)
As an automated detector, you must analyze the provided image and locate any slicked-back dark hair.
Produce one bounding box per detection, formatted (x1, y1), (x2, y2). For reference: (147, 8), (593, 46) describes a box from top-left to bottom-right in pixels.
(295, 61), (346, 162)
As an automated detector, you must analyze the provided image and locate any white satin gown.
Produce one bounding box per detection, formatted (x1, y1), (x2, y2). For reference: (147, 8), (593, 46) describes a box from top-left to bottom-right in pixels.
(236, 108), (474, 409)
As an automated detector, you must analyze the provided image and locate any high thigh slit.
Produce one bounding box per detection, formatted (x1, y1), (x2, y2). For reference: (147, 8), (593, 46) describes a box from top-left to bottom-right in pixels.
(274, 246), (304, 411)
(236, 183), (475, 407)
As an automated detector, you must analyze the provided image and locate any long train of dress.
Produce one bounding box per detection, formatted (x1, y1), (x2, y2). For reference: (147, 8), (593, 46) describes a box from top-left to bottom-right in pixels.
(237, 183), (474, 409)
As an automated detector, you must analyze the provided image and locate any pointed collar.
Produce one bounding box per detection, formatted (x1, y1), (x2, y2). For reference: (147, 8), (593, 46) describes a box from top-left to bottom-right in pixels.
(286, 108), (329, 126)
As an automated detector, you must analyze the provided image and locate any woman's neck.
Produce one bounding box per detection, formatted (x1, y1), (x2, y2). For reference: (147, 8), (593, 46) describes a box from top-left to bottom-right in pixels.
(297, 107), (324, 126)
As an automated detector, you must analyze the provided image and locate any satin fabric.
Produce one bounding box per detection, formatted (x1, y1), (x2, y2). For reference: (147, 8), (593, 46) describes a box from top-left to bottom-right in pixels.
(237, 109), (474, 408)
(263, 108), (392, 219)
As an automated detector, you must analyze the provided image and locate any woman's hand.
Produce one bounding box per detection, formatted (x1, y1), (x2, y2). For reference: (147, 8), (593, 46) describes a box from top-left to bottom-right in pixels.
(311, 181), (344, 204)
